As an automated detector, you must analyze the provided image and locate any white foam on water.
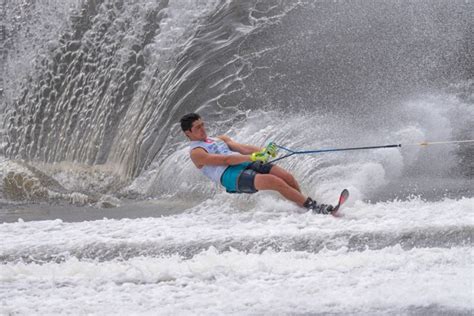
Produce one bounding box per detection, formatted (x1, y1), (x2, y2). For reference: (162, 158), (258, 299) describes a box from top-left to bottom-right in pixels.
(1, 245), (471, 314)
(1, 196), (472, 256)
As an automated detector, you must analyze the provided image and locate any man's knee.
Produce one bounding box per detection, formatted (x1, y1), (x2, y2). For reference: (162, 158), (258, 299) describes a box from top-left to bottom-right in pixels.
(279, 171), (298, 188)
(285, 172), (297, 183)
(271, 166), (295, 181)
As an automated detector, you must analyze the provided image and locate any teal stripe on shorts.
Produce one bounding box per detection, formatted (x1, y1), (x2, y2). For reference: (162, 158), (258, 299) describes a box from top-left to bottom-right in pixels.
(220, 162), (251, 192)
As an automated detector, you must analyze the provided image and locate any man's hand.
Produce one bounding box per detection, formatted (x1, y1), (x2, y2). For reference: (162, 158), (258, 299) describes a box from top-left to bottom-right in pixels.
(250, 142), (278, 163)
(250, 151), (270, 163)
(265, 142), (278, 157)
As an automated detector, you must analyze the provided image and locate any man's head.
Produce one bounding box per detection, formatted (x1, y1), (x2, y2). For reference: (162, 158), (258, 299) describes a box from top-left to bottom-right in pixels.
(180, 113), (207, 141)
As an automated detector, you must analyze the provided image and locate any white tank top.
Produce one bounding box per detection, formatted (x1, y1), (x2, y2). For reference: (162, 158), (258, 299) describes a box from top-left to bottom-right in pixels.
(189, 137), (238, 184)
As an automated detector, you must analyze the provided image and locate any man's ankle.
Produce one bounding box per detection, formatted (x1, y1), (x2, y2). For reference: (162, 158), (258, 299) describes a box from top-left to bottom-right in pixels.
(303, 197), (315, 209)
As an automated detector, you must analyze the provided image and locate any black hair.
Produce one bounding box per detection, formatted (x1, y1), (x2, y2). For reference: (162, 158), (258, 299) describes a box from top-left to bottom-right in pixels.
(180, 113), (201, 132)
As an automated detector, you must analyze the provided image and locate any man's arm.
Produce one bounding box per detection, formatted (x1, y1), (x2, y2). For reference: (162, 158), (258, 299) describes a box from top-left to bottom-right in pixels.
(190, 148), (251, 168)
(217, 135), (262, 155)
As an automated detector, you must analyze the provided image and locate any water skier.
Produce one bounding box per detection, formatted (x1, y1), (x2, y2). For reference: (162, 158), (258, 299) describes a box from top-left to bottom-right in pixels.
(180, 113), (334, 214)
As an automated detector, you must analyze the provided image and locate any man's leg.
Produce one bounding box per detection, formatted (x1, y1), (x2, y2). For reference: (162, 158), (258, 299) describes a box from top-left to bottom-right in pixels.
(269, 165), (301, 192)
(254, 174), (307, 206)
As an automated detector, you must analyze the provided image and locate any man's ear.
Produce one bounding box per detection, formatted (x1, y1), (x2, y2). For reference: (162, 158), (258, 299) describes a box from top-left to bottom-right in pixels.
(184, 130), (191, 138)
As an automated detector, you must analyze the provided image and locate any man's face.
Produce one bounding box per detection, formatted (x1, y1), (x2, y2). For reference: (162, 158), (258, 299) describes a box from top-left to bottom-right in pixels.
(185, 119), (207, 141)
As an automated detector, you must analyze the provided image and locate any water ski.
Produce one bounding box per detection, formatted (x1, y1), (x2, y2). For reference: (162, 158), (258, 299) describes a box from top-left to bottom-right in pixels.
(331, 189), (349, 217)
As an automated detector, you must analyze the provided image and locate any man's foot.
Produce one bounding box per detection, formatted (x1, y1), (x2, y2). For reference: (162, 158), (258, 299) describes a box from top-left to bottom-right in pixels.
(303, 197), (334, 215)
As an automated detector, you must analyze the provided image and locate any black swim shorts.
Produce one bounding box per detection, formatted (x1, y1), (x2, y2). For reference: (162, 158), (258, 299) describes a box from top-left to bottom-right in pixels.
(236, 161), (274, 194)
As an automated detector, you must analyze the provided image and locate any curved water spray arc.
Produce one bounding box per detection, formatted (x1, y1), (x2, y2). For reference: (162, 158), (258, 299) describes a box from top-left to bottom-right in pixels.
(3, 0), (298, 180)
